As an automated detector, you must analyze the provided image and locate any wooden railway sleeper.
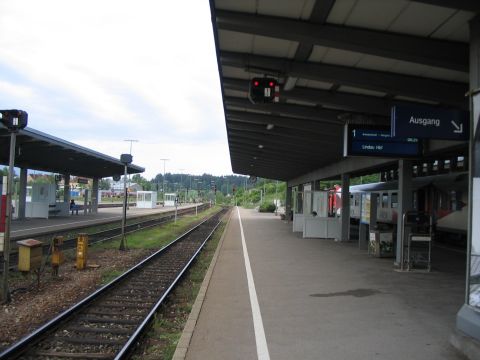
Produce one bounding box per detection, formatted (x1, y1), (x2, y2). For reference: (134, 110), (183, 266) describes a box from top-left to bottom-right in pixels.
(77, 316), (140, 325)
(67, 326), (132, 335)
(32, 350), (115, 359)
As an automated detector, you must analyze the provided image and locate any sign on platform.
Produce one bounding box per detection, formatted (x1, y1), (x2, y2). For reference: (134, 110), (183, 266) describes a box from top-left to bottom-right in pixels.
(391, 104), (469, 140)
(344, 124), (421, 158)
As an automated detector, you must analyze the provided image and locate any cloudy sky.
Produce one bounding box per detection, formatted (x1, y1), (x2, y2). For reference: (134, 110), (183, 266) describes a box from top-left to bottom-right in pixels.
(0, 1), (232, 180)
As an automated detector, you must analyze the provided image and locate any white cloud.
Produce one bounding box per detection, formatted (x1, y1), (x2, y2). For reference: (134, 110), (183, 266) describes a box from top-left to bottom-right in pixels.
(0, 0), (231, 176)
(74, 137), (232, 180)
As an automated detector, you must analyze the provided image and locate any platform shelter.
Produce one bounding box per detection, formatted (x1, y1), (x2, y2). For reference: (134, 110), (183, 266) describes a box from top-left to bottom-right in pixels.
(0, 124), (144, 219)
(210, 0), (480, 356)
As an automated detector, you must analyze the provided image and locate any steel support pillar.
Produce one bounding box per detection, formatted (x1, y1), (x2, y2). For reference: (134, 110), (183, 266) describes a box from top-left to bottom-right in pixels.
(285, 186), (292, 222)
(341, 173), (350, 241)
(395, 159), (413, 266)
(454, 15), (480, 346)
(17, 168), (27, 220)
(92, 178), (99, 214)
(63, 174), (70, 206)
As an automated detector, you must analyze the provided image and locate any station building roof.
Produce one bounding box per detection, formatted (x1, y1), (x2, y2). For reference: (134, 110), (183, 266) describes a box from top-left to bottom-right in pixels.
(0, 124), (145, 179)
(209, 0), (476, 181)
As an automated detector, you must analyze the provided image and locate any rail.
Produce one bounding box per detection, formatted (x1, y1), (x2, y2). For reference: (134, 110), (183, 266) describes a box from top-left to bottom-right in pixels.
(0, 207), (228, 359)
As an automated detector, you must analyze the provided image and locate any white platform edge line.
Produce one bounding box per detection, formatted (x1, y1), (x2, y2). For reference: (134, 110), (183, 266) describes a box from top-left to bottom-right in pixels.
(237, 206), (271, 360)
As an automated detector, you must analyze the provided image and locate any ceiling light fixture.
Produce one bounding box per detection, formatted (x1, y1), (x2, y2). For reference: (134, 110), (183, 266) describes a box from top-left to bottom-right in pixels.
(258, 144), (264, 149)
(266, 124), (274, 130)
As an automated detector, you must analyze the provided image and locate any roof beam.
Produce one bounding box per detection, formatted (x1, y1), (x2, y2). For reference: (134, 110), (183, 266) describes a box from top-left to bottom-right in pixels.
(230, 152), (319, 168)
(229, 132), (341, 155)
(293, 0), (335, 61)
(224, 77), (425, 117)
(216, 10), (468, 72)
(227, 120), (342, 144)
(230, 157), (313, 175)
(221, 52), (468, 108)
(229, 144), (332, 163)
(224, 96), (386, 124)
(229, 150), (332, 171)
(230, 144), (318, 160)
(226, 110), (341, 135)
(232, 162), (312, 178)
(412, 0), (480, 12)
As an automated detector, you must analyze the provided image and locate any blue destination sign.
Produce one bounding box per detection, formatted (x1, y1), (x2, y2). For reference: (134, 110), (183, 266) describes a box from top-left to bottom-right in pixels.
(391, 104), (469, 140)
(344, 124), (422, 158)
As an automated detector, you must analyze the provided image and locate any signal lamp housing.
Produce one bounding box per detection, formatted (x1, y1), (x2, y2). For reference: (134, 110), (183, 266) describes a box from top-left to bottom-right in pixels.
(248, 77), (279, 104)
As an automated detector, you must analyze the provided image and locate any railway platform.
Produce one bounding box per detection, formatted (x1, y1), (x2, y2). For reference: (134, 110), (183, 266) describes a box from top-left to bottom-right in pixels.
(10, 203), (204, 240)
(183, 207), (466, 360)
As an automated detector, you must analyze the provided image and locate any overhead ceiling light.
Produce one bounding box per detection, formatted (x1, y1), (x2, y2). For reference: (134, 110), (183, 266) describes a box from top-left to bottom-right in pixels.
(266, 124), (274, 130)
(253, 156), (257, 160)
(258, 144), (264, 149)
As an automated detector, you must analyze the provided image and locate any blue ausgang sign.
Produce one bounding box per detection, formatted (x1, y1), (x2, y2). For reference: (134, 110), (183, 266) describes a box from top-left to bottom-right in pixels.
(391, 104), (469, 140)
(344, 124), (422, 158)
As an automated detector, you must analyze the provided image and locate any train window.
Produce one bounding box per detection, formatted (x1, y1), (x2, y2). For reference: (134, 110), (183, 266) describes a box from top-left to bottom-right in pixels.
(391, 193), (398, 208)
(382, 193), (388, 208)
(422, 163), (428, 174)
(350, 194), (360, 206)
(413, 165), (418, 176)
(444, 159), (450, 170)
(433, 160), (438, 171)
(457, 156), (464, 168)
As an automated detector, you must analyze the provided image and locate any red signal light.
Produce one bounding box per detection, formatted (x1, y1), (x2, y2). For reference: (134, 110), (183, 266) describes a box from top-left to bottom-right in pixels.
(253, 80), (259, 87)
(269, 81), (274, 87)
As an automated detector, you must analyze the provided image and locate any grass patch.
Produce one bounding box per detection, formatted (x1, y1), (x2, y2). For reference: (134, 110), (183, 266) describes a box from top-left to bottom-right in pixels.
(133, 212), (228, 360)
(12, 206), (207, 255)
(92, 206), (220, 251)
(100, 269), (125, 285)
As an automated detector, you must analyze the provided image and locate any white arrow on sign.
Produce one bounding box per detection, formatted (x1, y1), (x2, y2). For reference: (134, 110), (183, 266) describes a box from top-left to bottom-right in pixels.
(451, 120), (463, 134)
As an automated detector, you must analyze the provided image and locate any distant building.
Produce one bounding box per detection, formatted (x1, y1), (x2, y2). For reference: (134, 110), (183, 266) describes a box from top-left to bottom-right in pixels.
(110, 180), (142, 195)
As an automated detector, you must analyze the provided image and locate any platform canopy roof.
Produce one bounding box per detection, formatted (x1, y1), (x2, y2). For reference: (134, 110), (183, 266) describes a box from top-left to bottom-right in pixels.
(209, 0), (476, 181)
(0, 124), (144, 178)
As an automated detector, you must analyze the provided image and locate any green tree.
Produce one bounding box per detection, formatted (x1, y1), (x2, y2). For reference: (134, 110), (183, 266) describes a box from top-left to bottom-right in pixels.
(99, 179), (110, 190)
(132, 174), (152, 191)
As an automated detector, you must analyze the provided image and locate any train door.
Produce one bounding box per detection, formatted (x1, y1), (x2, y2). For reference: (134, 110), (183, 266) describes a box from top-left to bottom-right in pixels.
(378, 192), (389, 222)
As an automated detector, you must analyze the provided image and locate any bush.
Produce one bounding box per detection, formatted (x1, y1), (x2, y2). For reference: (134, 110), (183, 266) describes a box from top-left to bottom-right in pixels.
(259, 203), (276, 213)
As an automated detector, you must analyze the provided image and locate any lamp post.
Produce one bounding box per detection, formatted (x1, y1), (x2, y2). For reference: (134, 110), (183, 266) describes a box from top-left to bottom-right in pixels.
(119, 153), (132, 251)
(123, 140), (138, 210)
(124, 139), (138, 155)
(160, 158), (169, 206)
(178, 169), (185, 203)
(0, 110), (28, 304)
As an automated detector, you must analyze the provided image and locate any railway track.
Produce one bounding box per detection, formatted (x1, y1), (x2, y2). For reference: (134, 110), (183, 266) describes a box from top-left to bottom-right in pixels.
(0, 207), (228, 360)
(4, 204), (209, 268)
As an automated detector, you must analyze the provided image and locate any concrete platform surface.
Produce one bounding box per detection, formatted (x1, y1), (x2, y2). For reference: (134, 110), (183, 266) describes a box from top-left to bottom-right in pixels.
(10, 203), (203, 239)
(186, 207), (466, 360)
